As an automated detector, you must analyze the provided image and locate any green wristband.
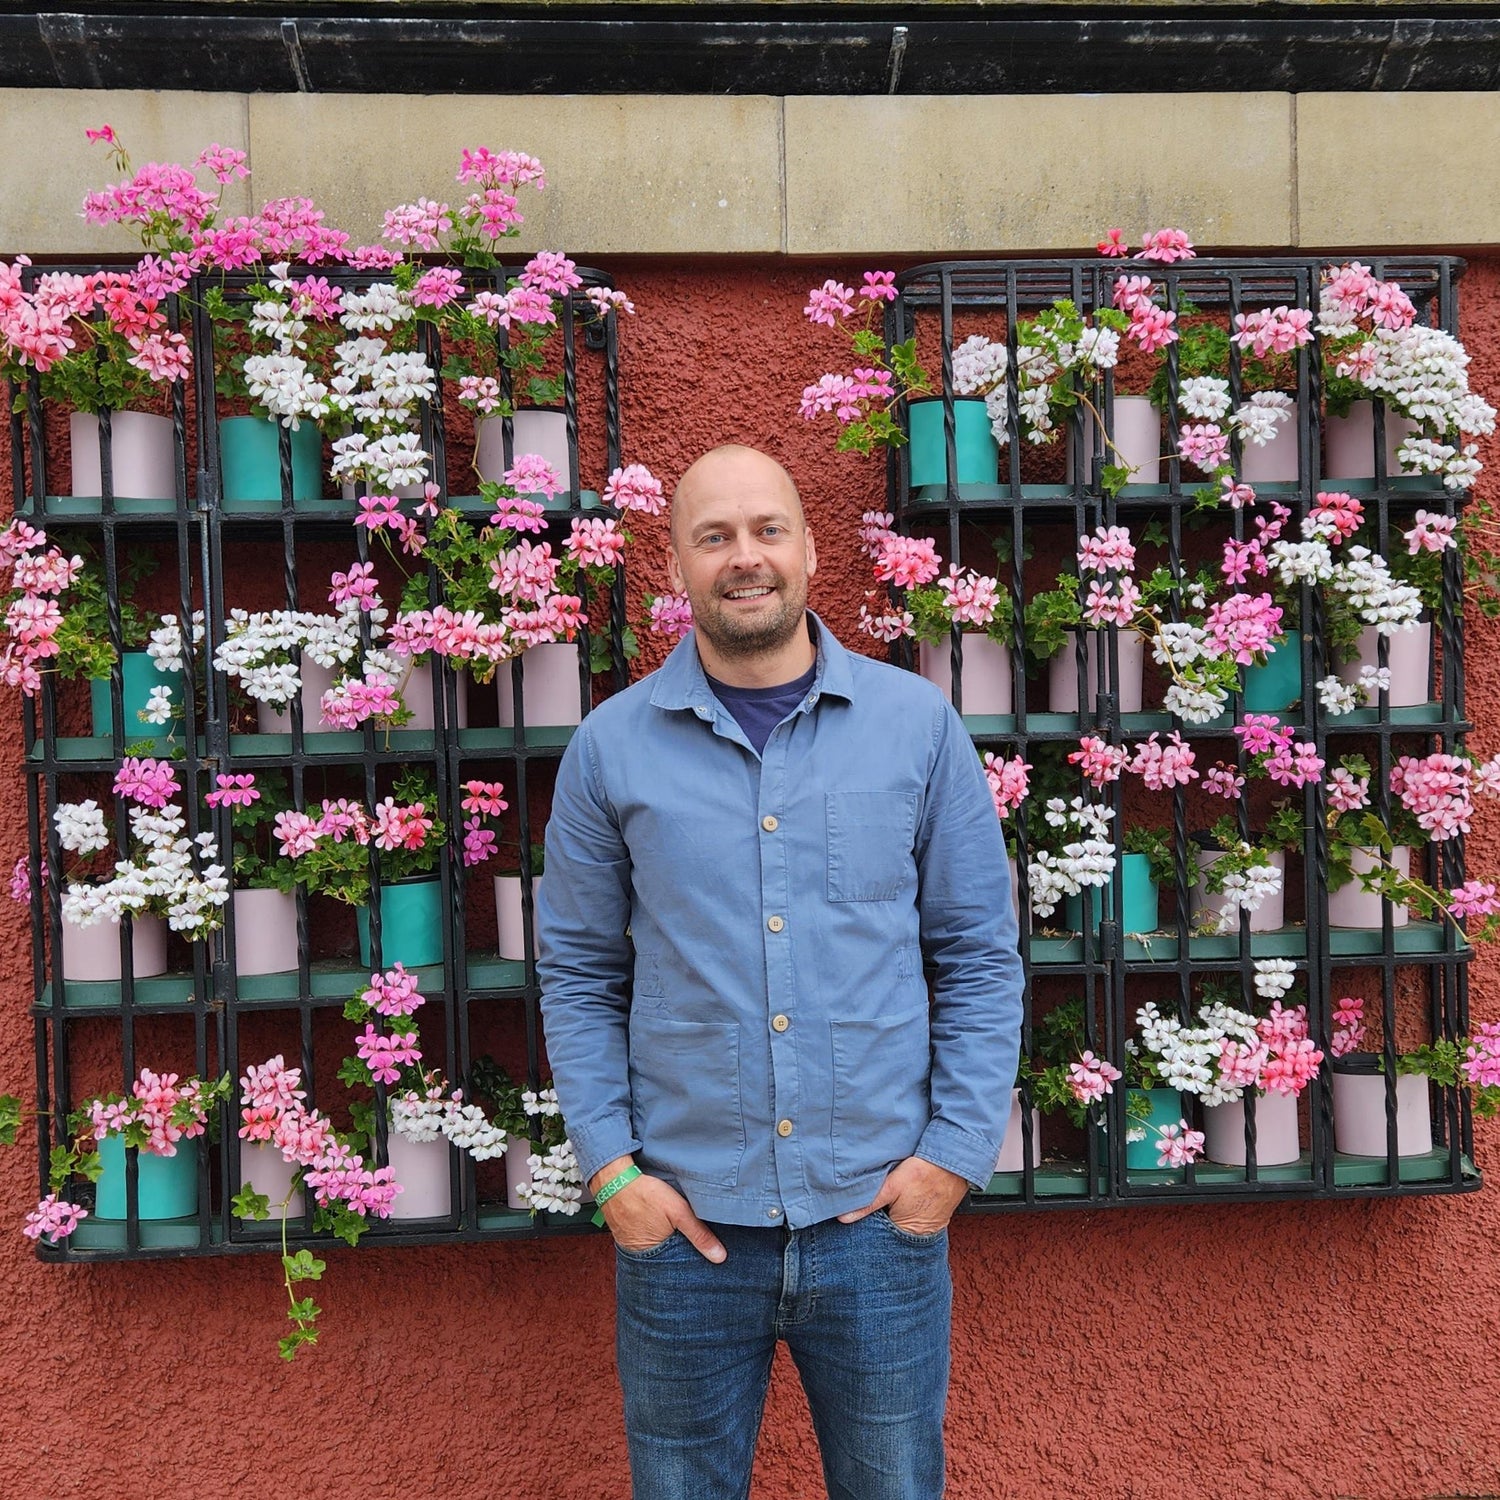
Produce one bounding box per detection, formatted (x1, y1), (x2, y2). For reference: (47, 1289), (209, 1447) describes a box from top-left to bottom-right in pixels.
(593, 1165), (642, 1208)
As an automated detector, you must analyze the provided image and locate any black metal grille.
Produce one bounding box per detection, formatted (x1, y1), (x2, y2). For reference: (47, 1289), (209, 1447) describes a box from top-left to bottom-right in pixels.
(887, 256), (1481, 1209)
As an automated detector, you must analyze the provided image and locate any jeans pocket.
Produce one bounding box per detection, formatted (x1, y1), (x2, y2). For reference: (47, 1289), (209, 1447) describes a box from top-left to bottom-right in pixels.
(615, 1230), (683, 1262)
(825, 790), (918, 902)
(873, 1208), (948, 1248)
(629, 1015), (745, 1187)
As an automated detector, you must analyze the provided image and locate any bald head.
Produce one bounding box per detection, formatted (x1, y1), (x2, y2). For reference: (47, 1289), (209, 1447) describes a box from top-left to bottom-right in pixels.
(670, 445), (805, 547)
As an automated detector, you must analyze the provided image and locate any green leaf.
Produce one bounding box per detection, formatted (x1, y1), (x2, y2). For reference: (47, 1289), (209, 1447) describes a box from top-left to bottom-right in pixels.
(278, 1327), (319, 1361)
(337, 1055), (373, 1089)
(232, 1185), (271, 1221)
(283, 1249), (326, 1283)
(0, 1094), (21, 1146)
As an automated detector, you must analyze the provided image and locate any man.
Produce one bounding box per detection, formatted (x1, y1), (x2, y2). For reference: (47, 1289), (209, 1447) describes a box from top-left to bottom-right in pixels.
(537, 444), (1024, 1499)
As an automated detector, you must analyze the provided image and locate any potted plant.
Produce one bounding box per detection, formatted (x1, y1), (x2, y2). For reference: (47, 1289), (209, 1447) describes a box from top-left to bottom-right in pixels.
(48, 762), (229, 981)
(273, 768), (449, 969)
(208, 770), (300, 977)
(1191, 805), (1300, 934)
(1, 1065), (230, 1236)
(1329, 997), (1500, 1157)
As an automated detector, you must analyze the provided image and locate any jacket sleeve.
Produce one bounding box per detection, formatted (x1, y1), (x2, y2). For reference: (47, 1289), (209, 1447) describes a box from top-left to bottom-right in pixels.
(911, 701), (1026, 1189)
(535, 719), (642, 1185)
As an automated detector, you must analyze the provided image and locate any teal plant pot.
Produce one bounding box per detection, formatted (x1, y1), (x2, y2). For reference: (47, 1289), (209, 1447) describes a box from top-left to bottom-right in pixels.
(1062, 853), (1159, 936)
(89, 651), (185, 738)
(219, 416), (322, 506)
(1241, 630), (1302, 712)
(1124, 1088), (1184, 1171)
(906, 398), (1000, 487)
(94, 1134), (199, 1220)
(356, 877), (444, 969)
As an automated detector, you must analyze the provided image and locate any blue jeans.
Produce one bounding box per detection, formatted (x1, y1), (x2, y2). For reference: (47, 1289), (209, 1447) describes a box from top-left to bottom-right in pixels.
(615, 1212), (951, 1500)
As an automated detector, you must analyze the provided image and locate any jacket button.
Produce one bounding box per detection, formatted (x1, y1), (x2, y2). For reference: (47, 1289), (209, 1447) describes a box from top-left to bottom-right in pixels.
(761, 815), (779, 832)
(776, 1119), (794, 1137)
(771, 1013), (790, 1033)
(767, 915), (785, 933)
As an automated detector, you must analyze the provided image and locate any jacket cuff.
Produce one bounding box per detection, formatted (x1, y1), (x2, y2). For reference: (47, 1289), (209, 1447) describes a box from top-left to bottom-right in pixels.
(915, 1116), (1002, 1191)
(568, 1112), (644, 1188)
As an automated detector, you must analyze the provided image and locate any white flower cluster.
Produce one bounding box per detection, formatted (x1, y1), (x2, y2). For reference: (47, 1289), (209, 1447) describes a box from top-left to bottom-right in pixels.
(1028, 798), (1116, 918)
(62, 803), (228, 936)
(1178, 377), (1232, 422)
(1230, 390), (1294, 448)
(1363, 325), (1496, 435)
(952, 335), (1007, 398)
(244, 351), (330, 430)
(54, 800), (110, 856)
(1163, 678), (1230, 725)
(329, 429), (432, 491)
(1330, 545), (1423, 633)
(340, 282), (414, 334)
(1396, 435), (1483, 492)
(514, 1088), (584, 1215)
(1208, 852), (1283, 934)
(213, 604), (374, 706)
(390, 1083), (510, 1161)
(146, 611), (206, 674)
(1252, 958), (1297, 1000)
(1316, 675), (1358, 715)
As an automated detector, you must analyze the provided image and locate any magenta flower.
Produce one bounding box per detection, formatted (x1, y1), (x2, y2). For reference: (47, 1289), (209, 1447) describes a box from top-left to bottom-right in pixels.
(371, 799), (434, 853)
(1068, 1051), (1122, 1105)
(860, 270), (899, 303)
(647, 592), (694, 640)
(461, 780), (508, 817)
(803, 279), (855, 327)
(1448, 880), (1500, 920)
(1203, 764), (1246, 801)
(873, 534), (941, 589)
(205, 773), (259, 809)
(603, 464), (666, 516)
(1096, 228), (1129, 258)
(519, 251), (581, 296)
(23, 1194), (88, 1243)
(462, 818), (498, 867)
(567, 516), (626, 570)
(1128, 731), (1198, 791)
(1309, 490), (1364, 542)
(113, 756), (180, 809)
(362, 964), (426, 1018)
(1155, 1122), (1206, 1168)
(1068, 737), (1127, 789)
(1330, 996), (1367, 1057)
(1135, 228), (1196, 264)
(982, 753), (1031, 820)
(504, 454), (565, 501)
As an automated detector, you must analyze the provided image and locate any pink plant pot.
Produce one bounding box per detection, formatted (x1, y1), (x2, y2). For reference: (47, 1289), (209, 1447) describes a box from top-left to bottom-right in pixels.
(1066, 395), (1162, 485)
(1239, 409), (1299, 482)
(1335, 623), (1432, 708)
(475, 408), (574, 491)
(497, 642), (586, 728)
(494, 874), (541, 962)
(1327, 846), (1410, 929)
(69, 411), (176, 501)
(1332, 1070), (1432, 1157)
(505, 1137), (537, 1210)
(239, 1140), (305, 1219)
(1048, 629), (1144, 714)
(394, 660), (470, 731)
(387, 1131), (453, 1219)
(919, 635), (1012, 716)
(230, 888), (300, 977)
(1323, 401), (1420, 480)
(1201, 1089), (1301, 1166)
(994, 1088), (1041, 1173)
(254, 658), (338, 734)
(60, 912), (168, 982)
(1192, 849), (1286, 933)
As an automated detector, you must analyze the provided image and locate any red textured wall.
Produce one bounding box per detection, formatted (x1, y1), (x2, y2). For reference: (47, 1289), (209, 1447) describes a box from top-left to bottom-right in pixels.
(2, 258), (1499, 1499)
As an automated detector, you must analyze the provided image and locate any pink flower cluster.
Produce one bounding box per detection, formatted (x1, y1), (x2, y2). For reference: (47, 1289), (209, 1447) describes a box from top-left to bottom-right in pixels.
(647, 592), (694, 640)
(1155, 1121), (1205, 1168)
(460, 777), (508, 867)
(91, 1068), (211, 1157)
(1330, 996), (1367, 1057)
(982, 753), (1030, 820)
(567, 517), (626, 570)
(798, 370), (894, 424)
(1255, 1003), (1324, 1096)
(356, 494), (425, 556)
(1447, 880), (1500, 920)
(1069, 735), (1128, 788)
(0, 519), (82, 695)
(1203, 593), (1283, 665)
(23, 1193), (89, 1242)
(205, 773), (258, 809)
(604, 464), (666, 516)
(1232, 306), (1314, 359)
(800, 272), (903, 429)
(1307, 490), (1364, 543)
(274, 799), (371, 858)
(1391, 752), (1477, 839)
(1111, 269), (1180, 352)
(938, 566), (1001, 628)
(1136, 228), (1196, 264)
(356, 1023), (422, 1086)
(1405, 510), (1458, 554)
(1322, 262), (1416, 334)
(1327, 766), (1370, 814)
(1068, 1050), (1122, 1106)
(873, 534), (941, 589)
(1234, 715), (1324, 788)
(1203, 764), (1246, 800)
(319, 675), (402, 730)
(387, 606), (510, 666)
(239, 1055), (400, 1219)
(1127, 731), (1198, 791)
(1462, 1022), (1500, 1090)
(1077, 525), (1135, 574)
(113, 756), (180, 808)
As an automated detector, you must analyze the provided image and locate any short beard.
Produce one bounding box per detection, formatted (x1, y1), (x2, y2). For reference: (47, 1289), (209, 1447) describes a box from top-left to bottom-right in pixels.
(695, 581), (807, 660)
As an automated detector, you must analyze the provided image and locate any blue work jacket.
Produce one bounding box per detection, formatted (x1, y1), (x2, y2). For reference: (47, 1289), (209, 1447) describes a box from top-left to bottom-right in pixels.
(536, 616), (1025, 1229)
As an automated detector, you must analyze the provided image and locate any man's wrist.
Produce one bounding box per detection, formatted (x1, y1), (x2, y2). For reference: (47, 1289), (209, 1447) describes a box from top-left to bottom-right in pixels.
(589, 1154), (637, 1198)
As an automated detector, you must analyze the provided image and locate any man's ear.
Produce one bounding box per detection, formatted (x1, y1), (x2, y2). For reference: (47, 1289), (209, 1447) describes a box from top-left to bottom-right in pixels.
(804, 528), (817, 581)
(667, 547), (685, 594)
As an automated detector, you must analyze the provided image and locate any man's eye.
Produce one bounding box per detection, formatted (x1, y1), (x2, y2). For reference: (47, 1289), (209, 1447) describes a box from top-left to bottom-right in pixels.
(762, 526), (783, 538)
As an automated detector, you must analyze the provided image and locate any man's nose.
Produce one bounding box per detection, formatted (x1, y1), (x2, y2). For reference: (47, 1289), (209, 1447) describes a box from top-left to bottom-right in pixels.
(726, 529), (763, 568)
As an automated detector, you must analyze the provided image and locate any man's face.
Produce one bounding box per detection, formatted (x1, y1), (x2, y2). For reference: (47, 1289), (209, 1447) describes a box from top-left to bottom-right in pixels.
(668, 450), (817, 662)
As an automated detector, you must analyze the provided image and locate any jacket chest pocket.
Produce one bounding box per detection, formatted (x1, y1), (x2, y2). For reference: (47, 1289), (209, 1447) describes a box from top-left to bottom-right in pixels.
(826, 790), (918, 902)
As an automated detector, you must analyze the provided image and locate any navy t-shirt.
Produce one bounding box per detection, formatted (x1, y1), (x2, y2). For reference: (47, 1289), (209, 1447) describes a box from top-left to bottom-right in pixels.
(707, 662), (818, 756)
